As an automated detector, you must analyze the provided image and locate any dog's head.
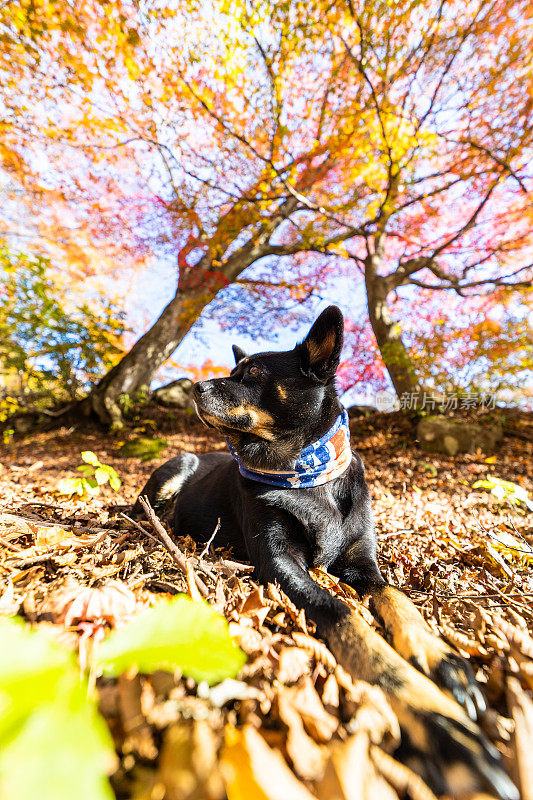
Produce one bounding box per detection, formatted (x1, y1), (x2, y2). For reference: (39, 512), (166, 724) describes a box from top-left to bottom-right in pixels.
(192, 306), (344, 464)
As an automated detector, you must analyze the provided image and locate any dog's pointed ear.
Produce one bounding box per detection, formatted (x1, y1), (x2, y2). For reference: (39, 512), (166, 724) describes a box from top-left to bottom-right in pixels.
(232, 344), (247, 365)
(298, 306), (344, 382)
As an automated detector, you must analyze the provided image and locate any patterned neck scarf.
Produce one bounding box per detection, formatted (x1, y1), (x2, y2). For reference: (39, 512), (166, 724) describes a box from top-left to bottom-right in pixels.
(226, 408), (352, 489)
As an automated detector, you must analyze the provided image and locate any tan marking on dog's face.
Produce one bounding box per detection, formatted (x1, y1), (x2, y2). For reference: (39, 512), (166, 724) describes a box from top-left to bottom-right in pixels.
(249, 408), (275, 438)
(226, 404), (275, 439)
(226, 404), (247, 418)
(277, 385), (287, 401)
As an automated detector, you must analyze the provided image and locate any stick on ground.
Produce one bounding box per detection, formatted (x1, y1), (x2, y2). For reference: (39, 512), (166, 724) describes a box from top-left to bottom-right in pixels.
(137, 496), (209, 597)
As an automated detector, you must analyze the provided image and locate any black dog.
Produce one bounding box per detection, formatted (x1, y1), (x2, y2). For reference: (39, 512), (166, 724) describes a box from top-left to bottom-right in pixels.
(134, 306), (516, 799)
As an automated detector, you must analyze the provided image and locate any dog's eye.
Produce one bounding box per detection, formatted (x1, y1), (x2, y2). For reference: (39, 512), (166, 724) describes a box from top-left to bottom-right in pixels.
(248, 365), (261, 377)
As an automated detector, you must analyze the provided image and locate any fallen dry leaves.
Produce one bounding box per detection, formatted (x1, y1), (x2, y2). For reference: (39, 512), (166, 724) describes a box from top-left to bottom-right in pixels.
(0, 407), (532, 799)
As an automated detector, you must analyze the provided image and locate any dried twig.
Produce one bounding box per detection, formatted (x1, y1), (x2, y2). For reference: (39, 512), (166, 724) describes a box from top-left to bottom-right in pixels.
(137, 496), (209, 597)
(215, 558), (254, 574)
(405, 588), (533, 601)
(10, 552), (60, 569)
(0, 534), (23, 552)
(121, 511), (243, 584)
(119, 513), (164, 548)
(199, 518), (220, 559)
(0, 509), (107, 535)
(378, 528), (414, 540)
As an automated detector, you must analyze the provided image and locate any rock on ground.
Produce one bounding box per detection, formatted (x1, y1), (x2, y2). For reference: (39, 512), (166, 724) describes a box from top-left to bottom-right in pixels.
(417, 415), (503, 456)
(153, 378), (194, 409)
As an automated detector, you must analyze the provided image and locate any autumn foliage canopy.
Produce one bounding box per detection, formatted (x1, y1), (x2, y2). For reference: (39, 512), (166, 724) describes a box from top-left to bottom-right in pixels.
(0, 0), (531, 418)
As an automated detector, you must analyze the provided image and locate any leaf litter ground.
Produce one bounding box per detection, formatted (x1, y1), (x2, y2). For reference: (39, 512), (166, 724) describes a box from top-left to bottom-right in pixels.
(1, 405), (532, 800)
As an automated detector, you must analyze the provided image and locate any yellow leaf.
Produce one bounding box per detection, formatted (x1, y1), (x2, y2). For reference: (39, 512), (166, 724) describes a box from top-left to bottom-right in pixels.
(34, 525), (70, 548)
(220, 725), (316, 800)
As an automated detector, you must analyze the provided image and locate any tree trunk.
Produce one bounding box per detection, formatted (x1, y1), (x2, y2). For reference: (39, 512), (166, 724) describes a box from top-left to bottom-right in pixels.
(365, 258), (420, 401)
(85, 196), (302, 426)
(87, 286), (212, 427)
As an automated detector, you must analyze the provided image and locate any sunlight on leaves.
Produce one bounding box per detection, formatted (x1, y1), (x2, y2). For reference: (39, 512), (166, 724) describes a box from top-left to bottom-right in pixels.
(57, 451), (121, 496)
(473, 476), (533, 512)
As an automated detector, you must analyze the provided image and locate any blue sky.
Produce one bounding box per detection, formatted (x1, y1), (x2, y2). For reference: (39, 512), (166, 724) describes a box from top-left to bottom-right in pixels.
(125, 256), (376, 404)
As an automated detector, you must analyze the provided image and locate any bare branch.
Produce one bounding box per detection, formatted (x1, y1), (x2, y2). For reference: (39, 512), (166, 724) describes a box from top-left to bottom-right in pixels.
(440, 135), (529, 193)
(406, 263), (532, 293)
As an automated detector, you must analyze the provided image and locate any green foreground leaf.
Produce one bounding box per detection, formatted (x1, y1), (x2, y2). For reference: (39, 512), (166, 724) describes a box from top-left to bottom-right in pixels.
(0, 599), (245, 800)
(0, 689), (114, 800)
(0, 619), (114, 800)
(97, 596), (246, 684)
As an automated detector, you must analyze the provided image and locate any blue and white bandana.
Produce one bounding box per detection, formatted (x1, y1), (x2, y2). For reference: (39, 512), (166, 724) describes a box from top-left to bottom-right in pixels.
(226, 409), (352, 489)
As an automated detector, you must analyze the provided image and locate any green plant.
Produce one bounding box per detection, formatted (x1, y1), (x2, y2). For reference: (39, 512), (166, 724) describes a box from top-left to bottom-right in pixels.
(0, 246), (127, 410)
(0, 597), (245, 800)
(118, 392), (133, 413)
(57, 451), (121, 497)
(473, 476), (533, 511)
(118, 387), (150, 415)
(2, 426), (14, 446)
(419, 461), (438, 477)
(97, 596), (246, 684)
(0, 395), (22, 424)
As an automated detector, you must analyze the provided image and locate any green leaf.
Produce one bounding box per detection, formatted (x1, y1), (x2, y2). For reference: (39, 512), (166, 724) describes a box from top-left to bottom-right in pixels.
(0, 620), (115, 800)
(56, 477), (79, 496)
(94, 467), (110, 486)
(81, 450), (100, 466)
(108, 474), (121, 491)
(473, 476), (533, 511)
(94, 464), (121, 489)
(77, 464), (94, 476)
(0, 621), (89, 742)
(0, 617), (72, 694)
(420, 461), (437, 477)
(82, 478), (101, 496)
(97, 597), (246, 685)
(117, 437), (167, 461)
(0, 697), (114, 800)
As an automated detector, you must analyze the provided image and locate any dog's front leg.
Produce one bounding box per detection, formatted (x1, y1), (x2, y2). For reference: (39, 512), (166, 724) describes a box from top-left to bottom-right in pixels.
(330, 547), (485, 721)
(368, 584), (486, 721)
(326, 608), (516, 799)
(251, 521), (516, 798)
(249, 516), (349, 632)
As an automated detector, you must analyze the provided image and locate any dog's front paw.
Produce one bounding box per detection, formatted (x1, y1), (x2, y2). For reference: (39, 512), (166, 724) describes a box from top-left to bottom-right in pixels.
(387, 620), (486, 721)
(432, 650), (486, 721)
(328, 608), (516, 799)
(394, 700), (518, 799)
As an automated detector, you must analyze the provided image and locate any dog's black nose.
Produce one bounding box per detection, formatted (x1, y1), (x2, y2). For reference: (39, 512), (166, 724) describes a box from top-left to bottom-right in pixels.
(194, 381), (210, 394)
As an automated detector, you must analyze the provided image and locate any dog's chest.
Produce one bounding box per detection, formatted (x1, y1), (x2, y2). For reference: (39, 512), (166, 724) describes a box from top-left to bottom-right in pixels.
(267, 482), (355, 567)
